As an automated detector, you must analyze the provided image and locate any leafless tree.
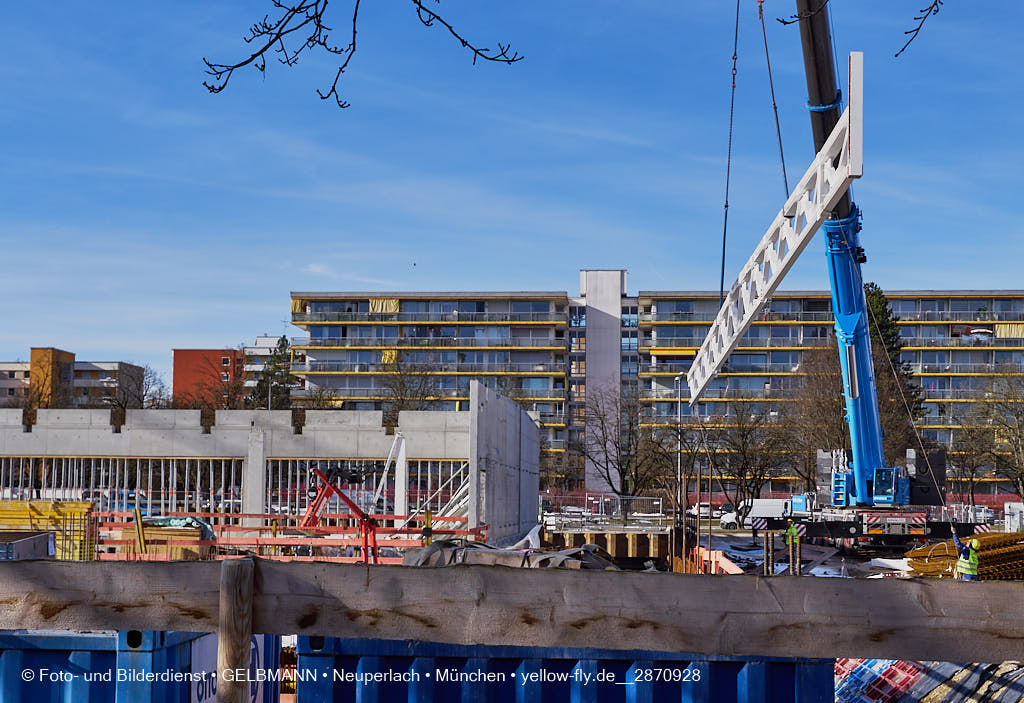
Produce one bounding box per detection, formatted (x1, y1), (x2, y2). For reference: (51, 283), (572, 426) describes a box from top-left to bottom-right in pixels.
(378, 352), (440, 426)
(173, 352), (247, 411)
(700, 401), (789, 526)
(651, 417), (702, 517)
(780, 332), (924, 479)
(301, 384), (342, 409)
(573, 387), (673, 506)
(949, 403), (996, 507)
(96, 365), (169, 411)
(3, 361), (73, 412)
(203, 0), (523, 108)
(981, 371), (1024, 501)
(778, 341), (847, 491)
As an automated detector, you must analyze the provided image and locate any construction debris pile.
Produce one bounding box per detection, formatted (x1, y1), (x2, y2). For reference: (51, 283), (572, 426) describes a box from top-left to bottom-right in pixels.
(836, 658), (1024, 703)
(907, 532), (1024, 580)
(404, 539), (622, 570)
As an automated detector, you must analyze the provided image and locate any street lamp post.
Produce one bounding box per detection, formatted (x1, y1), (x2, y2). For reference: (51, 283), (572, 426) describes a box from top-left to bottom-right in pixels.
(675, 373), (687, 573)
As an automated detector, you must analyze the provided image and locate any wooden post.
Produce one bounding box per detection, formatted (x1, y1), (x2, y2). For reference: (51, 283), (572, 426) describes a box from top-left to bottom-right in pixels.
(217, 557), (254, 703)
(763, 536), (770, 576)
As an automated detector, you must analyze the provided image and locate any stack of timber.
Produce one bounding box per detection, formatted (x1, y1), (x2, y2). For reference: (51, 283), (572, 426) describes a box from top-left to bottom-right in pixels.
(907, 531), (1024, 580)
(116, 525), (209, 561)
(0, 500), (93, 560)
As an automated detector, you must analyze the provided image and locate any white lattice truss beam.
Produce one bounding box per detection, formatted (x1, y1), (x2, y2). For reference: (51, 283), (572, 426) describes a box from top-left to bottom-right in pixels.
(688, 52), (863, 403)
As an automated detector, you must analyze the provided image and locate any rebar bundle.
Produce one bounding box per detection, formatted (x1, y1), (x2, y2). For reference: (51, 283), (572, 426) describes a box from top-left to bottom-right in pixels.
(907, 532), (1024, 580)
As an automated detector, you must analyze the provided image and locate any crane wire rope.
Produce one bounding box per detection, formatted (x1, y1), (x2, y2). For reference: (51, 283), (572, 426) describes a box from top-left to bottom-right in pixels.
(757, 0), (790, 198)
(719, 0), (742, 309)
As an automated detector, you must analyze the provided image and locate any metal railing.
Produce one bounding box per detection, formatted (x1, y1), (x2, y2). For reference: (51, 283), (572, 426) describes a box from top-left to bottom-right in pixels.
(901, 336), (1024, 347)
(541, 493), (668, 529)
(639, 362), (801, 375)
(641, 311), (834, 323)
(641, 387), (796, 400)
(896, 311), (1024, 322)
(908, 362), (1024, 374)
(644, 337), (830, 349)
(293, 362), (566, 374)
(293, 337), (567, 348)
(293, 311), (565, 323)
(919, 389), (997, 400)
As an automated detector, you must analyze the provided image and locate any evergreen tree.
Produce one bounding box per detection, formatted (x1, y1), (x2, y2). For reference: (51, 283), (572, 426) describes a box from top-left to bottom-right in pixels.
(863, 282), (926, 464)
(249, 336), (295, 410)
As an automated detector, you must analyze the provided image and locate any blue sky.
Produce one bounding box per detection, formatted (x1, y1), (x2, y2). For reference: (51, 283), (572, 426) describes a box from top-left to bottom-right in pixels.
(2, 1), (1022, 383)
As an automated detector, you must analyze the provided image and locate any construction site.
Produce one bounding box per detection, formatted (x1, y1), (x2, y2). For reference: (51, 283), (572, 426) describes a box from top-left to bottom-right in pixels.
(3, 2), (1024, 703)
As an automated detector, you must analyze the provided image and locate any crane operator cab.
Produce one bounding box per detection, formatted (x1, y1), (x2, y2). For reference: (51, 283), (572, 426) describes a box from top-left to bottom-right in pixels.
(831, 457), (910, 508)
(871, 466), (910, 507)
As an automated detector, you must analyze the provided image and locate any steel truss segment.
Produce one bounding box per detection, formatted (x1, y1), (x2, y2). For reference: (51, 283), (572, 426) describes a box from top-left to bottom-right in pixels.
(688, 53), (863, 403)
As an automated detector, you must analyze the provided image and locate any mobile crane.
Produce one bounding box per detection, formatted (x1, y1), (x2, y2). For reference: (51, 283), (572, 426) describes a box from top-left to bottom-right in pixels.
(686, 4), (979, 548)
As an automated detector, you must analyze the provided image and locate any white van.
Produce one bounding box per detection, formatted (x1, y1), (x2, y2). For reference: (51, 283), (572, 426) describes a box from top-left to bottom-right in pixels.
(720, 498), (791, 529)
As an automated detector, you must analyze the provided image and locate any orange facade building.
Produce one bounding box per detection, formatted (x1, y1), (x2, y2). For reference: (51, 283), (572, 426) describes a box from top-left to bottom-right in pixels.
(171, 349), (245, 408)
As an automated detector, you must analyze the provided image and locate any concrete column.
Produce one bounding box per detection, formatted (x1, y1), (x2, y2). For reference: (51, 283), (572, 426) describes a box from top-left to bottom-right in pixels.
(394, 435), (408, 517)
(242, 429), (266, 521)
(468, 383), (481, 529)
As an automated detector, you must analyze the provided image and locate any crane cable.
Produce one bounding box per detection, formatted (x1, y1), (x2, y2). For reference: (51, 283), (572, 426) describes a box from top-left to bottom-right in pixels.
(719, 0), (742, 309)
(757, 0), (789, 198)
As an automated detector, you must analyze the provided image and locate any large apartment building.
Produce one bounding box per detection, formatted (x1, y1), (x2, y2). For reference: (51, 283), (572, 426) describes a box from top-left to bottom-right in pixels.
(290, 276), (1024, 498)
(0, 347), (143, 408)
(289, 289), (571, 470)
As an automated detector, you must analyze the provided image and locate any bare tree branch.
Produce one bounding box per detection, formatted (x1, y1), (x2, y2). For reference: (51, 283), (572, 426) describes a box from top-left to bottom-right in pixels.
(777, 0), (944, 58)
(203, 0), (522, 109)
(894, 1), (943, 58)
(776, 0), (832, 27)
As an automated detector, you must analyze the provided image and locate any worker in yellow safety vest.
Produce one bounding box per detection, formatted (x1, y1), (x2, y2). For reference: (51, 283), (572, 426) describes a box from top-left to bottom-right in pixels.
(951, 530), (979, 581)
(785, 519), (800, 545)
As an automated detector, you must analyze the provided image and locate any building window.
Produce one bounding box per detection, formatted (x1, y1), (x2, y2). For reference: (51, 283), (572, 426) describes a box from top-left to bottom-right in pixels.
(6, 371), (13, 379)
(221, 356), (230, 366)
(570, 306), (586, 327)
(621, 306), (638, 328)
(621, 330), (638, 351)
(570, 331), (586, 352)
(221, 372), (229, 382)
(6, 388), (13, 396)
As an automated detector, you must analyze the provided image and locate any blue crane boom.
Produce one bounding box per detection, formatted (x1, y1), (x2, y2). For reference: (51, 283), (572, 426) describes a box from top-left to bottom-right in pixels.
(796, 1), (908, 507)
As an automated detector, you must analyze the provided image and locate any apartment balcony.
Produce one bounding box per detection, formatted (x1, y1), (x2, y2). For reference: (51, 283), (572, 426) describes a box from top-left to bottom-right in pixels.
(73, 378), (118, 388)
(543, 439), (567, 451)
(538, 413), (567, 426)
(919, 389), (997, 400)
(638, 362), (801, 375)
(640, 311), (833, 324)
(900, 337), (1024, 348)
(640, 387), (796, 401)
(292, 311), (566, 324)
(907, 362), (1024, 374)
(293, 336), (567, 349)
(643, 337), (829, 350)
(896, 311), (1024, 322)
(243, 364), (266, 372)
(639, 411), (745, 425)
(294, 388), (471, 400)
(292, 362), (566, 374)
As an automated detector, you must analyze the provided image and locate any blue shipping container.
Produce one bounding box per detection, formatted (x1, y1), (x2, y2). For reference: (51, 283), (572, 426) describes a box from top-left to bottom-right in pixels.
(297, 637), (833, 703)
(0, 630), (280, 703)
